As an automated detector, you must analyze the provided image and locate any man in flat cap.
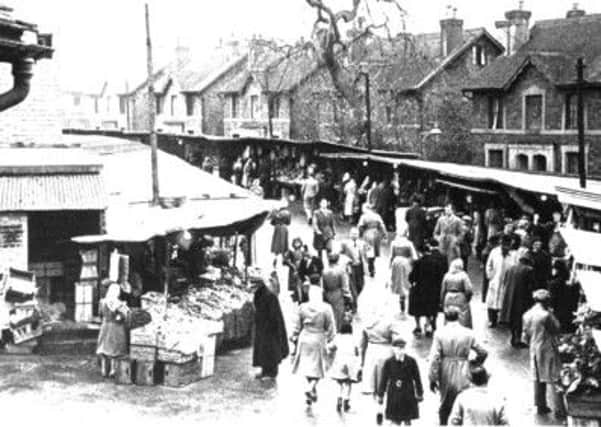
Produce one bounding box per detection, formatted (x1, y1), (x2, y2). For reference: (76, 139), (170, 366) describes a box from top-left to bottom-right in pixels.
(521, 289), (565, 419)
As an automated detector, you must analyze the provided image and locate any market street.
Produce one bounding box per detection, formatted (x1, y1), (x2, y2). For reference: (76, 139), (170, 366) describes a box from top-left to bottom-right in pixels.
(0, 205), (561, 426)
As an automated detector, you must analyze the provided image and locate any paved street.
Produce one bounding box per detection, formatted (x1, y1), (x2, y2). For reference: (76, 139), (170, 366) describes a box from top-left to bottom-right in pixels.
(0, 206), (563, 426)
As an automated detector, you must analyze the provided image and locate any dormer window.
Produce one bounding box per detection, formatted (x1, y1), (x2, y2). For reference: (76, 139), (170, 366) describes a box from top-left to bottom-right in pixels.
(473, 45), (487, 67)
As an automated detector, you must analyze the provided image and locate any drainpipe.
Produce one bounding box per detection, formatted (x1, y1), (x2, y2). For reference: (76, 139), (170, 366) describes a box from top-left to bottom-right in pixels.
(0, 57), (34, 112)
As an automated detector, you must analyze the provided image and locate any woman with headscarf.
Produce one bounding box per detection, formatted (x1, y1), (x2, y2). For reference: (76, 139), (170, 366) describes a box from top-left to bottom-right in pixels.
(291, 284), (337, 406)
(440, 259), (473, 329)
(97, 282), (130, 377)
(321, 252), (353, 332)
(358, 294), (402, 398)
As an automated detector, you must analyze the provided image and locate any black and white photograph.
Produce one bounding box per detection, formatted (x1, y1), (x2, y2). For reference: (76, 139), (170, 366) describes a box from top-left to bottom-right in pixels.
(0, 0), (601, 425)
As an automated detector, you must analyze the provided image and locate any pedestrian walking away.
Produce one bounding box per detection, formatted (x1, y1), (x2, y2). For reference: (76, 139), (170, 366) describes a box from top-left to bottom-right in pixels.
(429, 307), (488, 425)
(377, 338), (423, 426)
(321, 252), (353, 332)
(500, 253), (535, 347)
(252, 277), (289, 379)
(449, 366), (509, 426)
(290, 284), (336, 406)
(389, 249), (413, 317)
(358, 202), (387, 277)
(522, 289), (565, 419)
(409, 238), (448, 337)
(328, 318), (361, 413)
(440, 259), (473, 329)
(405, 195), (427, 252)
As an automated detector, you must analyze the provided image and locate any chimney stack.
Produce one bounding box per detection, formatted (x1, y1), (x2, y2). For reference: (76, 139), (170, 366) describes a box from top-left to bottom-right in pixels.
(504, 1), (531, 54)
(440, 6), (463, 57)
(567, 3), (586, 18)
(175, 43), (190, 70)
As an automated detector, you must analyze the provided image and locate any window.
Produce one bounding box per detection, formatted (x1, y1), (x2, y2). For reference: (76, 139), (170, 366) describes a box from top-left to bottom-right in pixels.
(170, 95), (177, 116)
(488, 149), (503, 168)
(250, 95), (259, 119)
(155, 95), (163, 115)
(525, 94), (543, 130)
(473, 45), (487, 67)
(487, 96), (504, 129)
(565, 152), (579, 175)
(533, 154), (547, 171)
(565, 93), (577, 130)
(106, 96), (111, 113)
(271, 96), (280, 119)
(385, 106), (392, 124)
(516, 154), (529, 170)
(73, 95), (81, 106)
(231, 94), (239, 118)
(94, 97), (99, 114)
(185, 95), (195, 116)
(119, 96), (126, 114)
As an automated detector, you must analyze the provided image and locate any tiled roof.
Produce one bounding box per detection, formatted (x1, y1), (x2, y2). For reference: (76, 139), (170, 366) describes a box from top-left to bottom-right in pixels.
(0, 174), (107, 211)
(375, 28), (501, 92)
(465, 13), (601, 91)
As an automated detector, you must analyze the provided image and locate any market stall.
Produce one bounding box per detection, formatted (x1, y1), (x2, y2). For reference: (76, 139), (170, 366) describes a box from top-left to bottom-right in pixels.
(558, 228), (601, 426)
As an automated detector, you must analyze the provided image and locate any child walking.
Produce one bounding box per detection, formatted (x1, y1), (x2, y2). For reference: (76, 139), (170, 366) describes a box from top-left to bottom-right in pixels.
(377, 338), (423, 426)
(328, 319), (361, 413)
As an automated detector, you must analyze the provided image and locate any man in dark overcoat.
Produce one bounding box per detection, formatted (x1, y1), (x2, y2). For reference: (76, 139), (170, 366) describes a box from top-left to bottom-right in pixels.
(252, 278), (289, 379)
(500, 253), (535, 347)
(405, 195), (427, 252)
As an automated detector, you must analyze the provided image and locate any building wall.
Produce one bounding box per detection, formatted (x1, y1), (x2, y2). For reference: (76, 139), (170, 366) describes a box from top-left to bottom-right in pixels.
(0, 59), (62, 144)
(470, 64), (601, 176)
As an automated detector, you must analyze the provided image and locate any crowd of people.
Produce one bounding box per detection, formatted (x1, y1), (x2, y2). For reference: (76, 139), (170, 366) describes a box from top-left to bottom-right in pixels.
(247, 164), (583, 425)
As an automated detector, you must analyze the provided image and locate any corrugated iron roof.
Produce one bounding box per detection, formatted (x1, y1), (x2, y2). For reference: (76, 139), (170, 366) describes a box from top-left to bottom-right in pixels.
(0, 173), (107, 211)
(0, 148), (102, 175)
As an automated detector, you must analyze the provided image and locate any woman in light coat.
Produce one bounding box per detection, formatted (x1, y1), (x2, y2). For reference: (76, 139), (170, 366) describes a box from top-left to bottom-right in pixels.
(485, 235), (514, 327)
(441, 259), (473, 329)
(291, 285), (336, 406)
(97, 282), (130, 377)
(342, 172), (357, 222)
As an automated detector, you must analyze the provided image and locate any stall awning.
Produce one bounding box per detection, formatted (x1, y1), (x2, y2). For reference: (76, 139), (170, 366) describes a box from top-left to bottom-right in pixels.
(72, 198), (284, 244)
(560, 228), (601, 268)
(435, 179), (497, 195)
(556, 186), (601, 211)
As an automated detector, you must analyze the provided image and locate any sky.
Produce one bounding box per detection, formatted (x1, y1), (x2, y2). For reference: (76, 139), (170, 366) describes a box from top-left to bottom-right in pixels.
(9, 0), (600, 91)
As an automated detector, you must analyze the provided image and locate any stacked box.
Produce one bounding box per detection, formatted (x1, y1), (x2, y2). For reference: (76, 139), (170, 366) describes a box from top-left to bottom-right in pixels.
(157, 348), (196, 364)
(114, 357), (136, 385)
(199, 354), (215, 378)
(130, 344), (157, 362)
(163, 357), (201, 387)
(135, 360), (156, 386)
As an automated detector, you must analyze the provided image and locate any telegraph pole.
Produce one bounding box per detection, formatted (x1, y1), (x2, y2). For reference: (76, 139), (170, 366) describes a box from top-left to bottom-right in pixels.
(145, 3), (160, 205)
(576, 57), (586, 189)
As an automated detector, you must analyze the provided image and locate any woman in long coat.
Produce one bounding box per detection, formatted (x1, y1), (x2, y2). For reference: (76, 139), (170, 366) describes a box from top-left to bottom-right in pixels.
(321, 253), (352, 332)
(270, 208), (291, 261)
(359, 295), (402, 396)
(358, 203), (387, 277)
(252, 278), (289, 378)
(97, 283), (130, 377)
(485, 236), (514, 327)
(283, 238), (305, 303)
(291, 285), (336, 405)
(440, 259), (474, 328)
(342, 173), (357, 222)
(409, 240), (448, 336)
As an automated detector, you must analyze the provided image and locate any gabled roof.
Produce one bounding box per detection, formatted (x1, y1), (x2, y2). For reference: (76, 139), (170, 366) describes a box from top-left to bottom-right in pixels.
(465, 13), (601, 92)
(375, 28), (504, 93)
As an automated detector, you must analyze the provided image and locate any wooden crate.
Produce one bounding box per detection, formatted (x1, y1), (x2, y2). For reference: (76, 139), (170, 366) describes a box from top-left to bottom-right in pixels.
(134, 360), (156, 386)
(199, 334), (217, 357)
(114, 357), (136, 385)
(157, 348), (196, 364)
(163, 358), (202, 388)
(11, 323), (42, 344)
(130, 344), (157, 362)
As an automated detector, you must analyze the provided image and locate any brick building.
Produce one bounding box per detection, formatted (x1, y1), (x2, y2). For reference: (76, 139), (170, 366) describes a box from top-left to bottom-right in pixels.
(464, 5), (601, 177)
(125, 42), (245, 135)
(62, 81), (128, 130)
